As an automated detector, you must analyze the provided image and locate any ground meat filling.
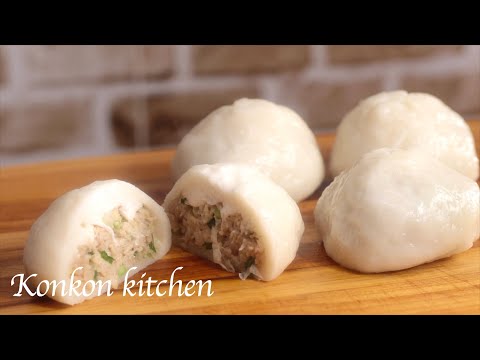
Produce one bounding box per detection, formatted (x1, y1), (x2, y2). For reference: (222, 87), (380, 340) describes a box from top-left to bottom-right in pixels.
(169, 196), (263, 277)
(71, 206), (158, 288)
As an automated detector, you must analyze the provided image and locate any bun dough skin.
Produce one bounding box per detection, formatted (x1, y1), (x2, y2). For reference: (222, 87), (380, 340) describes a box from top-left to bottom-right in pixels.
(315, 148), (480, 273)
(164, 163), (304, 281)
(330, 91), (479, 180)
(23, 180), (171, 305)
(171, 98), (325, 202)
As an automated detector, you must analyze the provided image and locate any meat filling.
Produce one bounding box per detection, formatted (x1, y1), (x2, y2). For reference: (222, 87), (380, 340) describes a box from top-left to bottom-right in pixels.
(71, 206), (158, 288)
(168, 196), (263, 278)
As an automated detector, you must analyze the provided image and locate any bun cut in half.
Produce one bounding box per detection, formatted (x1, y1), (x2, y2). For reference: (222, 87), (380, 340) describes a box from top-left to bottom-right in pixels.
(164, 163), (304, 281)
(23, 180), (172, 305)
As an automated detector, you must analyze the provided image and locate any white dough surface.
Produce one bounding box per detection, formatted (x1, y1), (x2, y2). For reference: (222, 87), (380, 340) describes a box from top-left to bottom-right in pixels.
(315, 148), (480, 273)
(172, 98), (325, 202)
(330, 91), (479, 180)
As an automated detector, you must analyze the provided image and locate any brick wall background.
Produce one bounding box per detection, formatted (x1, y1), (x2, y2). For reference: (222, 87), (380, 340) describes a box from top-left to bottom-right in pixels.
(1, 45), (479, 166)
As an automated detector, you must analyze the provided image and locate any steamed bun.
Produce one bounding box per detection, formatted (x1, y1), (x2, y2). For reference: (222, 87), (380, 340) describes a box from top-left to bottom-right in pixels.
(171, 98), (325, 202)
(315, 148), (480, 273)
(23, 180), (172, 305)
(330, 91), (479, 180)
(164, 163), (304, 281)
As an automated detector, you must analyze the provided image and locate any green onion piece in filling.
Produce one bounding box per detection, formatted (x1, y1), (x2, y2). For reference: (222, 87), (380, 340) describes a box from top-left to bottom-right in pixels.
(203, 242), (213, 250)
(134, 251), (139, 257)
(244, 256), (255, 270)
(94, 270), (99, 281)
(213, 206), (221, 221)
(113, 220), (122, 230)
(207, 217), (216, 229)
(100, 250), (115, 264)
(118, 265), (128, 277)
(149, 240), (156, 253)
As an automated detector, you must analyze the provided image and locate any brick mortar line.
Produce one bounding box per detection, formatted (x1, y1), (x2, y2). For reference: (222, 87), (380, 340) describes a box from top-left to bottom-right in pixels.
(0, 77), (260, 107)
(132, 97), (150, 148)
(465, 45), (480, 59)
(91, 93), (117, 152)
(304, 53), (476, 81)
(309, 45), (327, 69)
(256, 76), (280, 102)
(173, 45), (192, 80)
(382, 71), (400, 91)
(3, 46), (28, 93)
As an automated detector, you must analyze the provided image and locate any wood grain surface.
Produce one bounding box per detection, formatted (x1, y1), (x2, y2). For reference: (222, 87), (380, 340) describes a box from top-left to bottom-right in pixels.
(1, 121), (479, 314)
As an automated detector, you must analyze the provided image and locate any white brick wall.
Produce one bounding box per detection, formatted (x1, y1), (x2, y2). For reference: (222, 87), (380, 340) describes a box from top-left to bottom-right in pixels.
(1, 45), (479, 166)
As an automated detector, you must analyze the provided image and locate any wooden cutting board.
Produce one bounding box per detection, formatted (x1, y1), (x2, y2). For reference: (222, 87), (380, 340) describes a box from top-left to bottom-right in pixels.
(1, 121), (479, 314)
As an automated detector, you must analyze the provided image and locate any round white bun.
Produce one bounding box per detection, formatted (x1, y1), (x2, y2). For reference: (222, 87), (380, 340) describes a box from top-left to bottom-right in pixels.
(164, 163), (304, 281)
(330, 90), (479, 180)
(23, 179), (172, 305)
(315, 148), (480, 273)
(171, 98), (325, 202)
